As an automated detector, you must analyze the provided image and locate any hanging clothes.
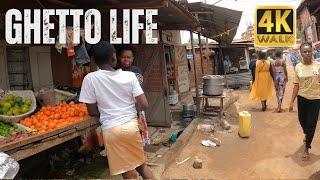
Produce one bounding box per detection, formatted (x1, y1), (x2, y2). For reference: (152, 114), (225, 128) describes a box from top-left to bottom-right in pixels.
(71, 59), (90, 87)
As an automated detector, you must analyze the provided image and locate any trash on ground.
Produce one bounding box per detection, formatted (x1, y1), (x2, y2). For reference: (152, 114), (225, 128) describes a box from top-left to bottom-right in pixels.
(221, 119), (231, 130)
(210, 135), (221, 146)
(169, 133), (177, 142)
(201, 140), (217, 147)
(176, 156), (192, 165)
(193, 156), (203, 169)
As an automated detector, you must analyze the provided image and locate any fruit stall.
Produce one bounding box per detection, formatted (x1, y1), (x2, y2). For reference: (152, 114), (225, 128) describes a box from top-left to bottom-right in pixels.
(0, 91), (99, 161)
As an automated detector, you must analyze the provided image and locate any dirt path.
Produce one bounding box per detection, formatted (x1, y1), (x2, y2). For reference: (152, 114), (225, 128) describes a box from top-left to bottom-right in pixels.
(162, 61), (320, 179)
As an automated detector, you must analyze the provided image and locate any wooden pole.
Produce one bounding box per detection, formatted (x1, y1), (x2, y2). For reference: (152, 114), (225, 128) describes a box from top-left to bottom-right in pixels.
(190, 31), (200, 114)
(198, 33), (205, 75)
(203, 0), (211, 75)
(205, 37), (211, 74)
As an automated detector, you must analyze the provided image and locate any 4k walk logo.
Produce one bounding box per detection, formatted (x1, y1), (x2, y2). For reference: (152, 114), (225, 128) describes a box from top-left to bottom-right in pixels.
(254, 6), (296, 47)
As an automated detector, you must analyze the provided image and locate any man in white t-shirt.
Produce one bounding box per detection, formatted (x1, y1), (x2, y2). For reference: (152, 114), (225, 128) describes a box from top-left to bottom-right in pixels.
(79, 41), (154, 179)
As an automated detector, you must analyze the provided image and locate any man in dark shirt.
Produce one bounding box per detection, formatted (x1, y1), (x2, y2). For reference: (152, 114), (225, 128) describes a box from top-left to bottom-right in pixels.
(249, 53), (257, 81)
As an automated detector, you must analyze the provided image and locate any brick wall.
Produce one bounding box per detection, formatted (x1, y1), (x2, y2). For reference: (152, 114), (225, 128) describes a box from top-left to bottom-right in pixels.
(133, 45), (165, 93)
(188, 49), (215, 88)
(143, 64), (164, 92)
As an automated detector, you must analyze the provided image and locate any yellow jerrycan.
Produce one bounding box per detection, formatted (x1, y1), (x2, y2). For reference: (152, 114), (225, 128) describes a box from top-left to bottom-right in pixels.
(238, 111), (251, 138)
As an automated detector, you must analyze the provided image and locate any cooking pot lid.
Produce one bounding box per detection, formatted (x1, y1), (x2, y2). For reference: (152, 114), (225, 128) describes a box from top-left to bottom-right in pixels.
(202, 75), (224, 79)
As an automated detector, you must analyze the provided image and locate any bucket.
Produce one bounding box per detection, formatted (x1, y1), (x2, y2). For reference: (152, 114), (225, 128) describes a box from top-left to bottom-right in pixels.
(183, 104), (195, 118)
(168, 90), (178, 105)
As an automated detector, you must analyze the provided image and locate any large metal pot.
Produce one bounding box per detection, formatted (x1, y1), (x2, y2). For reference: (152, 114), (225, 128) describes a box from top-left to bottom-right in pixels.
(202, 75), (224, 96)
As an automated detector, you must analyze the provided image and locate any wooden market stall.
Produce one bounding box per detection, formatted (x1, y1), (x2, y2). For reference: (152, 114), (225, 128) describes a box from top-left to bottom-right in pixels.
(0, 117), (99, 161)
(187, 2), (243, 75)
(0, 0), (201, 161)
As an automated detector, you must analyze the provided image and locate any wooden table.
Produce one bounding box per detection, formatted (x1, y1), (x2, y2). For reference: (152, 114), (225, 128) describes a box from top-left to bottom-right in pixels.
(199, 93), (226, 122)
(0, 117), (99, 161)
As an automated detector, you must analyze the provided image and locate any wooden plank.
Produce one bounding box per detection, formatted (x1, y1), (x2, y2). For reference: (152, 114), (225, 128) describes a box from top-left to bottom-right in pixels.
(41, 135), (58, 143)
(11, 131), (80, 161)
(58, 128), (76, 137)
(0, 118), (99, 151)
(190, 30), (200, 115)
(20, 143), (34, 150)
(167, 1), (199, 28)
(191, 11), (215, 14)
(76, 118), (100, 130)
(0, 45), (9, 90)
(9, 124), (98, 161)
(198, 32), (205, 74)
(158, 24), (195, 31)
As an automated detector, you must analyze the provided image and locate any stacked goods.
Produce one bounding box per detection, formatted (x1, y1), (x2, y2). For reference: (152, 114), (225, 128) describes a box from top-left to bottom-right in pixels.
(0, 94), (32, 116)
(20, 103), (89, 133)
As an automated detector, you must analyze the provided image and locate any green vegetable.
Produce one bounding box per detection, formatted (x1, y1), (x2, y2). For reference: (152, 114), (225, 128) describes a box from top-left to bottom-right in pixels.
(0, 121), (24, 137)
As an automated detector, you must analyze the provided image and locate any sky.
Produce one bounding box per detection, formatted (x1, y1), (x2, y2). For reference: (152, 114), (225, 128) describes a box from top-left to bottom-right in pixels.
(181, 0), (303, 43)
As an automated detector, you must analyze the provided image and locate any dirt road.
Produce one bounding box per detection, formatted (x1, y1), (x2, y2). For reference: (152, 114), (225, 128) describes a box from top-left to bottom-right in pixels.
(162, 61), (320, 179)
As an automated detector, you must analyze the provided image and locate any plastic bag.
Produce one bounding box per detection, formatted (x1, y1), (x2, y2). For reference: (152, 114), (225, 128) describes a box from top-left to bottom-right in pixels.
(0, 152), (19, 179)
(37, 88), (56, 106)
(138, 111), (150, 145)
(94, 126), (104, 147)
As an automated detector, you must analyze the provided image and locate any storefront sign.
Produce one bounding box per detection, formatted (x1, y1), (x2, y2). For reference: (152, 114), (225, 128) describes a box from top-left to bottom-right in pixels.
(187, 54), (193, 60)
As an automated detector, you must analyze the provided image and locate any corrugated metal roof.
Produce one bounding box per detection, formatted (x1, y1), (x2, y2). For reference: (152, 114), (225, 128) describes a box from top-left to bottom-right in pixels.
(187, 2), (242, 45)
(297, 0), (320, 14)
(41, 0), (200, 30)
(1, 0), (200, 31)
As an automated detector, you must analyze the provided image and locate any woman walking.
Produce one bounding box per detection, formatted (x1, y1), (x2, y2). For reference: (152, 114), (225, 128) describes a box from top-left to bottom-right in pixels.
(289, 42), (320, 161)
(249, 50), (275, 111)
(274, 50), (288, 112)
